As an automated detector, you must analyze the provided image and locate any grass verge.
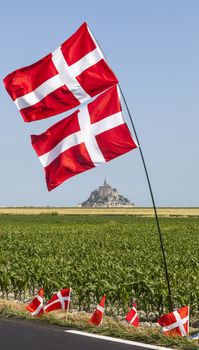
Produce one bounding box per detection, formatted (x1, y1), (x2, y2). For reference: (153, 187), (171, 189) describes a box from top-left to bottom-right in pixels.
(0, 300), (198, 350)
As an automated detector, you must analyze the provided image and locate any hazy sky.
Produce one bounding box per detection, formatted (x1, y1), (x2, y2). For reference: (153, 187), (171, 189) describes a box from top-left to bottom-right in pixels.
(1, 1), (198, 207)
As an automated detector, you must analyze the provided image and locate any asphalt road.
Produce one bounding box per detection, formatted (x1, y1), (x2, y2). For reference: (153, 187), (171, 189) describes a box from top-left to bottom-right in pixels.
(0, 318), (165, 350)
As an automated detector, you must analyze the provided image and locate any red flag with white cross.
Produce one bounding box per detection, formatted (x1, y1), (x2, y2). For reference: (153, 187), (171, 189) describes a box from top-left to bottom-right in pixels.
(125, 303), (139, 327)
(3, 22), (118, 123)
(44, 288), (71, 313)
(89, 295), (106, 326)
(31, 86), (138, 191)
(158, 306), (189, 337)
(25, 288), (44, 317)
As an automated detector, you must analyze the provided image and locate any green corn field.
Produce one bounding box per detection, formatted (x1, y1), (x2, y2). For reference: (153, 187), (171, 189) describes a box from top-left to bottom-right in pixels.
(0, 214), (198, 320)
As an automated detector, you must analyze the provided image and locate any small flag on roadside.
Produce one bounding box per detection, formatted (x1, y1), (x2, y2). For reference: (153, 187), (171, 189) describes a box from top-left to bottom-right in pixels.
(158, 306), (189, 337)
(89, 295), (106, 326)
(44, 288), (71, 313)
(25, 288), (44, 317)
(125, 303), (139, 327)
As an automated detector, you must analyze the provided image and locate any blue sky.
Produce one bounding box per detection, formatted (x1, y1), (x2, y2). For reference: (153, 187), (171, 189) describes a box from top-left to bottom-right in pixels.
(1, 1), (199, 207)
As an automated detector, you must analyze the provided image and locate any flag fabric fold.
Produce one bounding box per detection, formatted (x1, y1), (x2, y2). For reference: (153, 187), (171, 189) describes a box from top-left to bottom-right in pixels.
(31, 85), (138, 191)
(3, 22), (118, 123)
(158, 306), (189, 337)
(125, 303), (139, 327)
(44, 288), (71, 313)
(89, 295), (106, 326)
(25, 288), (44, 317)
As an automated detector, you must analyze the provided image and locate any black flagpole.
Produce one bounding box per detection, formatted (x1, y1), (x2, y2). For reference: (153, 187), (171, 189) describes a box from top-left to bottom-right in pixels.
(118, 85), (173, 312)
(89, 25), (173, 311)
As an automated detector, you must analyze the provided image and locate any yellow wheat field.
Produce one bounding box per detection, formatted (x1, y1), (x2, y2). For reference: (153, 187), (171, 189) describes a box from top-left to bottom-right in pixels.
(0, 207), (199, 216)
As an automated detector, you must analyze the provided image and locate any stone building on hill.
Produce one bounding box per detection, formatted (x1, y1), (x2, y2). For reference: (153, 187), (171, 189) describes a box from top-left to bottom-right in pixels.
(80, 179), (134, 207)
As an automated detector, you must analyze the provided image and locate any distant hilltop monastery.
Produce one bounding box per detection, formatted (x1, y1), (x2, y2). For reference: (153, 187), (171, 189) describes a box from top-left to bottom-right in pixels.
(80, 179), (135, 208)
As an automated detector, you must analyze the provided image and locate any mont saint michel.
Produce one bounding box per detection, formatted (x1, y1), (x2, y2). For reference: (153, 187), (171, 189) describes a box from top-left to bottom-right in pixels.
(80, 179), (134, 208)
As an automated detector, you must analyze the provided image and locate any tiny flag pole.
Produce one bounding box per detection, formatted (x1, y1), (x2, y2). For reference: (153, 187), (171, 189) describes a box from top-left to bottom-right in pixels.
(65, 288), (71, 323)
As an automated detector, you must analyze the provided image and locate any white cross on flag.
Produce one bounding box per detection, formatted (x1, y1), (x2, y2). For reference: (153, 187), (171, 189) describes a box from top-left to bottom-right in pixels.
(25, 288), (44, 317)
(158, 306), (189, 337)
(89, 295), (106, 326)
(3, 22), (118, 123)
(125, 303), (139, 327)
(31, 86), (138, 191)
(44, 288), (71, 313)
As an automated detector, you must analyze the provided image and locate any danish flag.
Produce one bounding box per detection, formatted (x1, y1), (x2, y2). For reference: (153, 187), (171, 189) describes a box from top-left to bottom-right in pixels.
(158, 306), (189, 337)
(89, 295), (106, 326)
(25, 288), (44, 317)
(125, 303), (139, 327)
(44, 288), (71, 313)
(3, 22), (118, 122)
(31, 86), (138, 191)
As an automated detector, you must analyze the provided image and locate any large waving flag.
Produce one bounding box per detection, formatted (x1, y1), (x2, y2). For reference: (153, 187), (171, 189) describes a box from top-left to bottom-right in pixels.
(3, 22), (118, 123)
(25, 288), (44, 317)
(158, 306), (189, 337)
(44, 288), (71, 313)
(31, 86), (138, 190)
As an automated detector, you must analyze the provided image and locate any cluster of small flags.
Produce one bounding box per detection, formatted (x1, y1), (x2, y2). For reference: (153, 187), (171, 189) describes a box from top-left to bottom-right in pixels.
(25, 288), (71, 316)
(26, 288), (189, 337)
